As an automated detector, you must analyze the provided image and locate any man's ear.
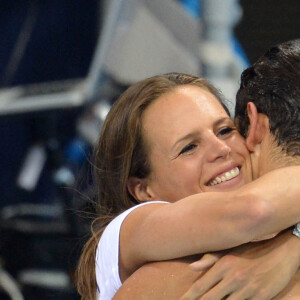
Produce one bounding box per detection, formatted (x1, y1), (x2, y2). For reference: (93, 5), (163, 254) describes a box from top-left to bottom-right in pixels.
(246, 102), (265, 152)
(127, 177), (155, 203)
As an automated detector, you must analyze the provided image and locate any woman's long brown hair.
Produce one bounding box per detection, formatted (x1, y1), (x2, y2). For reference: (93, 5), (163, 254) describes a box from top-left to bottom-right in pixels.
(75, 73), (225, 300)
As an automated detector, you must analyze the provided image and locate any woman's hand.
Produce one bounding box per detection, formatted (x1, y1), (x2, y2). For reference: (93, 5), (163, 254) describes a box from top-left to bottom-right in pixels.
(180, 230), (300, 300)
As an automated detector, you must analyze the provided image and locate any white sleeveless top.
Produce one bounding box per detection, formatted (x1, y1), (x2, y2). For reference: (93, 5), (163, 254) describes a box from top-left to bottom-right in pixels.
(95, 201), (168, 300)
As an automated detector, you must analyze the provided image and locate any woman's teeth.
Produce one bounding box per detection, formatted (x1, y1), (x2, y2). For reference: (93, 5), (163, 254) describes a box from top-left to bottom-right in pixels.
(209, 167), (240, 186)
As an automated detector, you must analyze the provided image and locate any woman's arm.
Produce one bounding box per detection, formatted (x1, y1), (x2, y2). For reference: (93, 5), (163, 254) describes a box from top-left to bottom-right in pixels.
(121, 166), (300, 276)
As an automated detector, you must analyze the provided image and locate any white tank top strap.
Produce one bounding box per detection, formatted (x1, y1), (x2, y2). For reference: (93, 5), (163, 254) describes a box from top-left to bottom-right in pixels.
(96, 200), (169, 300)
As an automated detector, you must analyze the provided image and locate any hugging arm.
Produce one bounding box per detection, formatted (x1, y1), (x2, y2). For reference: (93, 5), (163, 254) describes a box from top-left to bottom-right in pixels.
(121, 166), (300, 276)
(114, 230), (300, 300)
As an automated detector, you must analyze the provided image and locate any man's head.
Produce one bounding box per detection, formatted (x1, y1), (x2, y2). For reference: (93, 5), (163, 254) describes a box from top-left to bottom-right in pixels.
(235, 39), (300, 177)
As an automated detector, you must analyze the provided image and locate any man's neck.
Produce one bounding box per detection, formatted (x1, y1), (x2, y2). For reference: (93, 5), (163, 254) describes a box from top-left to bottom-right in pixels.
(250, 131), (300, 178)
(268, 146), (300, 171)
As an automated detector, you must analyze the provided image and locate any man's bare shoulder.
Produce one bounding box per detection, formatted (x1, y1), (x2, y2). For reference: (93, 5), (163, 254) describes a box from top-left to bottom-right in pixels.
(113, 255), (203, 300)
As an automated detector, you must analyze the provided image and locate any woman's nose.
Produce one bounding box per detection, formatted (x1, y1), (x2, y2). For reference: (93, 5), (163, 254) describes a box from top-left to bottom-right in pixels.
(206, 135), (231, 162)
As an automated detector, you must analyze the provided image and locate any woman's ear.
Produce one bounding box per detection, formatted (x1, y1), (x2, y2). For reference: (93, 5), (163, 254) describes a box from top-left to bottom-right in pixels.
(246, 102), (263, 152)
(127, 177), (155, 203)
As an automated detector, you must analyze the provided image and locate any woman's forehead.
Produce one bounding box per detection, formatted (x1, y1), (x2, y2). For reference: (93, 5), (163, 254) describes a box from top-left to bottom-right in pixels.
(143, 85), (226, 123)
(141, 85), (228, 146)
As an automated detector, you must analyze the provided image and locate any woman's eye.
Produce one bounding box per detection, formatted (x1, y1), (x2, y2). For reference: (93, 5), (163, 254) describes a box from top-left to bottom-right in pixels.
(179, 144), (197, 155)
(218, 127), (234, 136)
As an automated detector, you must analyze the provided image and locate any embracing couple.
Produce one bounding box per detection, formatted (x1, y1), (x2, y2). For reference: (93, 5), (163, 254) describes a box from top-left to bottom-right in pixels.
(77, 39), (300, 300)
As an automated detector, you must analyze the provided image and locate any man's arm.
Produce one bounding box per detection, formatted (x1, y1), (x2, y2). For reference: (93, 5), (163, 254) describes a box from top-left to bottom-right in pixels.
(181, 229), (300, 300)
(114, 230), (300, 300)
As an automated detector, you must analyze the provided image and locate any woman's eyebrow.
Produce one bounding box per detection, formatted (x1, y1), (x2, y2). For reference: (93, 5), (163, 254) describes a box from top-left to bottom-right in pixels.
(213, 117), (231, 128)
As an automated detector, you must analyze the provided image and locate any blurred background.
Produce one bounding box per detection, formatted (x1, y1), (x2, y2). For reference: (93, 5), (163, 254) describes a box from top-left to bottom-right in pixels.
(0, 0), (299, 299)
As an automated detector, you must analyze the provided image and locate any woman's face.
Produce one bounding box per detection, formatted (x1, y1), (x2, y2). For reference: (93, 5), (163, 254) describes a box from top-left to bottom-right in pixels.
(142, 85), (252, 202)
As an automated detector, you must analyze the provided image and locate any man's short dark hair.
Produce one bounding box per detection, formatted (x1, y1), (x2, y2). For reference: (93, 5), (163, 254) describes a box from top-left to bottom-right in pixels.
(235, 39), (300, 156)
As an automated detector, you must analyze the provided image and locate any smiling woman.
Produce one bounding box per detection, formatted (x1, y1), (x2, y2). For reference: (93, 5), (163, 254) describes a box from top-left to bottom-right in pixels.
(76, 73), (300, 300)
(136, 84), (251, 202)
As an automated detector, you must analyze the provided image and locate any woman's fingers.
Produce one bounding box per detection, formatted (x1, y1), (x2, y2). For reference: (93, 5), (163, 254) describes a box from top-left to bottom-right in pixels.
(181, 254), (251, 300)
(226, 285), (267, 300)
(180, 277), (234, 300)
(189, 252), (223, 271)
(180, 261), (227, 300)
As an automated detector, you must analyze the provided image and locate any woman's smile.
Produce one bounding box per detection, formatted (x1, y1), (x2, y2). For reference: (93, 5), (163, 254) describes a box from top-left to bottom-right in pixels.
(207, 166), (240, 186)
